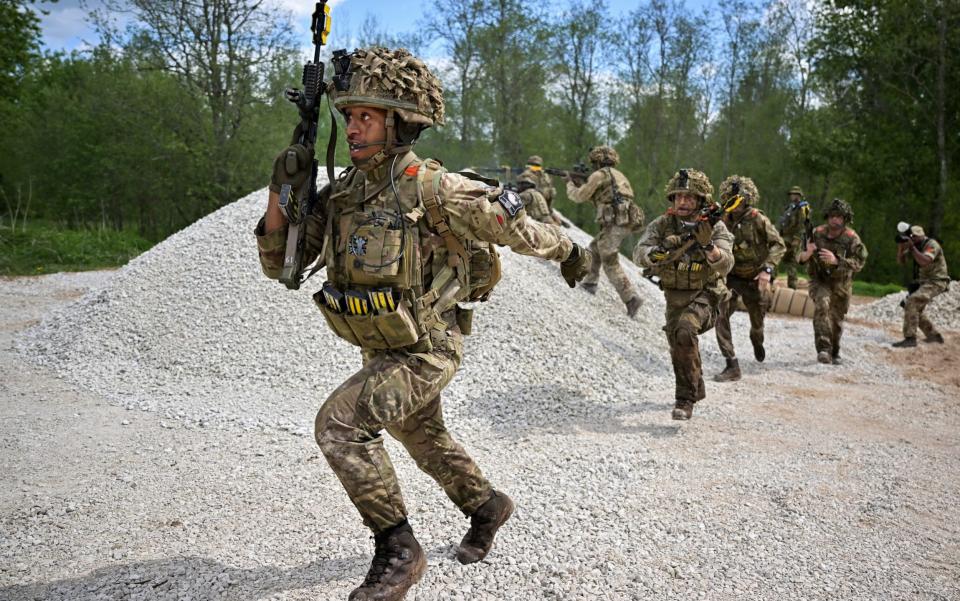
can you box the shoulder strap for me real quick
[417,160,469,268]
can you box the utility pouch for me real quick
[315,294,363,346]
[455,305,474,335]
[314,284,419,349]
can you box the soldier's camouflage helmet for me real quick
[788,185,804,196]
[719,175,759,206]
[588,145,619,167]
[824,198,853,222]
[665,168,713,205]
[330,46,444,128]
[517,171,537,185]
[526,155,544,166]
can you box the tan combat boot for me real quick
[713,358,741,382]
[671,399,694,420]
[625,296,642,318]
[349,521,426,601]
[817,351,832,364]
[456,490,514,565]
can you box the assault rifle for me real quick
[477,166,524,182]
[544,163,590,184]
[278,2,331,290]
[652,201,724,266]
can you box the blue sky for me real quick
[38,0,719,55]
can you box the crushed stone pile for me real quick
[16,181,672,437]
[852,281,960,331]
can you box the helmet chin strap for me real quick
[353,109,413,172]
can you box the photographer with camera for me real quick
[892,223,949,347]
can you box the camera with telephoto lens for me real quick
[894,221,912,243]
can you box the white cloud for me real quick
[40,6,98,51]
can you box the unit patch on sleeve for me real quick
[497,189,523,218]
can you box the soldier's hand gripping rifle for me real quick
[545,163,590,184]
[649,201,725,266]
[278,2,332,290]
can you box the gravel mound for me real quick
[15,182,671,437]
[852,281,959,330]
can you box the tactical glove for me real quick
[694,220,714,247]
[561,243,592,288]
[270,143,314,221]
[662,234,684,250]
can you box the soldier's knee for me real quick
[672,321,698,348]
[601,252,621,267]
[314,394,357,454]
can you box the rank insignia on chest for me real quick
[348,235,368,256]
[497,189,523,217]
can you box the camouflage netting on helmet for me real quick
[665,168,713,204]
[824,198,854,222]
[719,175,759,205]
[526,155,544,166]
[517,171,537,185]
[331,46,445,127]
[588,146,619,167]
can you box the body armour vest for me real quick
[315,156,500,351]
[725,208,776,278]
[807,225,867,282]
[590,167,643,228]
[650,214,726,291]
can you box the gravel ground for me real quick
[852,283,960,331]
[3,187,959,600]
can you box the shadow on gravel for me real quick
[460,384,680,440]
[0,551,401,600]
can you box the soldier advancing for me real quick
[516,171,560,225]
[256,47,591,601]
[797,199,868,364]
[566,145,645,317]
[713,176,786,382]
[778,186,810,289]
[634,169,734,420]
[520,154,557,212]
[892,224,949,347]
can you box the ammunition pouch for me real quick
[600,201,643,228]
[656,259,711,291]
[340,207,417,288]
[314,284,420,350]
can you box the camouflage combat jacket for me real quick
[778,201,809,242]
[805,224,868,282]
[633,211,735,296]
[723,208,786,279]
[566,167,643,228]
[521,167,556,207]
[519,187,552,223]
[912,238,950,282]
[256,151,572,352]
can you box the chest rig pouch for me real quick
[598,168,643,228]
[315,163,424,350]
[655,219,712,291]
[730,211,764,277]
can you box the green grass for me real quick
[852,280,903,298]
[0,222,153,276]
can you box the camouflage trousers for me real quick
[781,239,802,289]
[314,337,492,533]
[663,289,719,402]
[808,277,852,356]
[715,275,771,359]
[903,280,949,338]
[585,224,640,305]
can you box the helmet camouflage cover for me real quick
[788,185,804,196]
[824,198,853,222]
[526,155,544,166]
[588,145,619,167]
[718,174,759,206]
[665,168,713,205]
[330,46,445,127]
[517,171,537,185]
